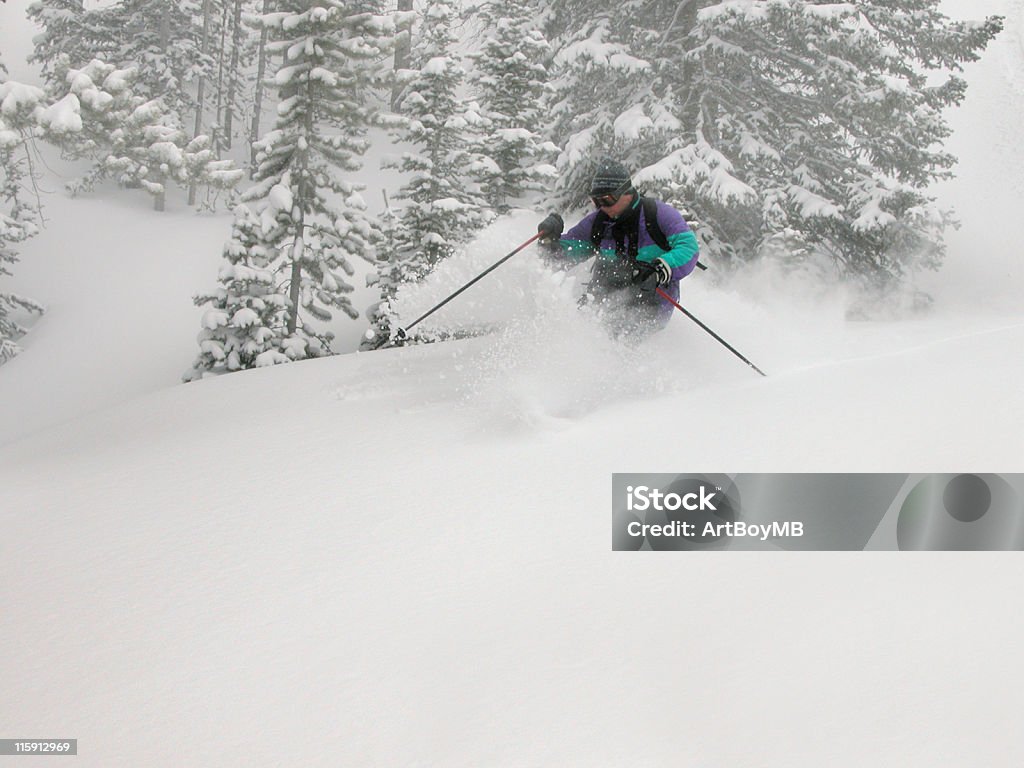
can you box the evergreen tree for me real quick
[32,1,209,129]
[365,0,490,348]
[200,0,396,368]
[55,61,243,210]
[541,0,654,207]
[102,98,216,211]
[27,0,120,92]
[184,204,289,379]
[27,0,85,88]
[113,0,206,122]
[468,0,557,212]
[544,1,1003,287]
[361,193,404,349]
[0,78,46,365]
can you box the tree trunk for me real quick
[678,0,701,137]
[390,0,413,111]
[189,0,213,206]
[159,3,171,52]
[214,2,230,153]
[250,0,272,173]
[223,0,244,150]
[287,72,316,338]
[286,226,303,335]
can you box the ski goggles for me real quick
[590,194,621,208]
[590,180,633,208]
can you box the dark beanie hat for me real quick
[590,157,633,196]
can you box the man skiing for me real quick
[537,158,700,337]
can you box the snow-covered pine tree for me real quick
[105,99,203,211]
[387,0,492,266]
[540,0,657,209]
[227,0,396,364]
[543,1,1002,287]
[365,0,491,348]
[184,133,247,208]
[361,191,404,349]
[26,0,121,92]
[27,0,84,88]
[35,1,210,138]
[184,203,289,379]
[109,0,207,125]
[468,0,557,212]
[52,60,242,210]
[0,77,46,365]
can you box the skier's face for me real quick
[596,193,634,218]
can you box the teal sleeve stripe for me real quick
[637,230,699,269]
[560,238,597,261]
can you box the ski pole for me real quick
[391,232,542,343]
[655,286,767,377]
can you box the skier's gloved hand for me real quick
[630,262,660,302]
[537,213,564,241]
[652,257,672,286]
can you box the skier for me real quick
[537,158,700,338]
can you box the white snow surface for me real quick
[2,0,1024,766]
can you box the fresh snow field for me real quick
[2,1,1024,766]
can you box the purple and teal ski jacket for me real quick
[557,197,700,311]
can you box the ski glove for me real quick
[652,257,672,286]
[629,267,666,307]
[537,213,564,241]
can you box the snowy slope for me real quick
[2,320,1024,767]
[3,0,1024,766]
[0,191,232,444]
